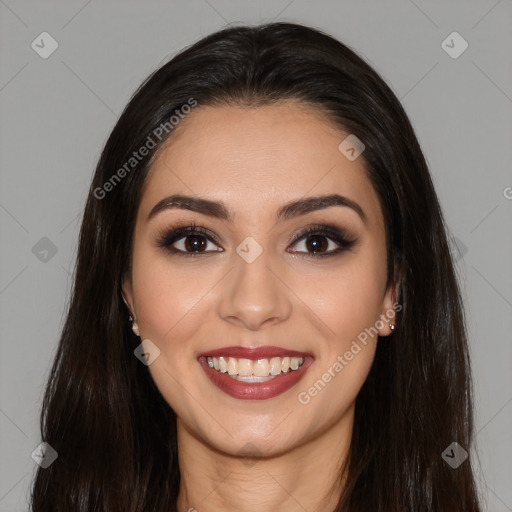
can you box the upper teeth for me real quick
[207,356,305,376]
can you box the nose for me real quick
[217,247,292,331]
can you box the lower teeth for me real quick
[230,375,278,382]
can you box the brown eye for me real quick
[304,235,331,254]
[157,225,223,255]
[181,234,208,252]
[288,225,358,258]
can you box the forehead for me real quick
[139,102,382,226]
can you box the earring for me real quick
[131,319,140,337]
[389,322,396,332]
[122,294,139,336]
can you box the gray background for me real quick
[1,1,511,510]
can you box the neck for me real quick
[175,406,353,512]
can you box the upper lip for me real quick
[198,345,313,360]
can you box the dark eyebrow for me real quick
[147,193,367,225]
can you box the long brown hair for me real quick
[31,22,482,511]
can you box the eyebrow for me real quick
[147,193,367,225]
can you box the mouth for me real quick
[197,346,314,400]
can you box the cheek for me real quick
[130,249,219,392]
[132,249,205,337]
[130,254,208,415]
[300,253,386,343]
[293,251,385,410]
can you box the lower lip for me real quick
[198,356,314,400]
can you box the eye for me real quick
[155,223,222,256]
[288,224,357,258]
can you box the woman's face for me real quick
[123,101,396,457]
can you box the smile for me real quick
[207,356,305,381]
[197,346,314,400]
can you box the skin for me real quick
[123,101,398,512]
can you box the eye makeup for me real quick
[153,220,359,259]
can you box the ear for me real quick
[122,273,141,336]
[377,276,400,337]
[121,273,135,318]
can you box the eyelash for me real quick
[155,221,358,259]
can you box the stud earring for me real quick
[389,322,396,332]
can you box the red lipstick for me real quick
[197,346,314,400]
[198,345,312,360]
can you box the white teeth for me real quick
[253,358,270,377]
[269,357,282,376]
[238,358,252,377]
[206,355,305,377]
[227,357,237,376]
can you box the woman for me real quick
[31,22,482,511]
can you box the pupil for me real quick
[306,236,327,253]
[185,235,206,252]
